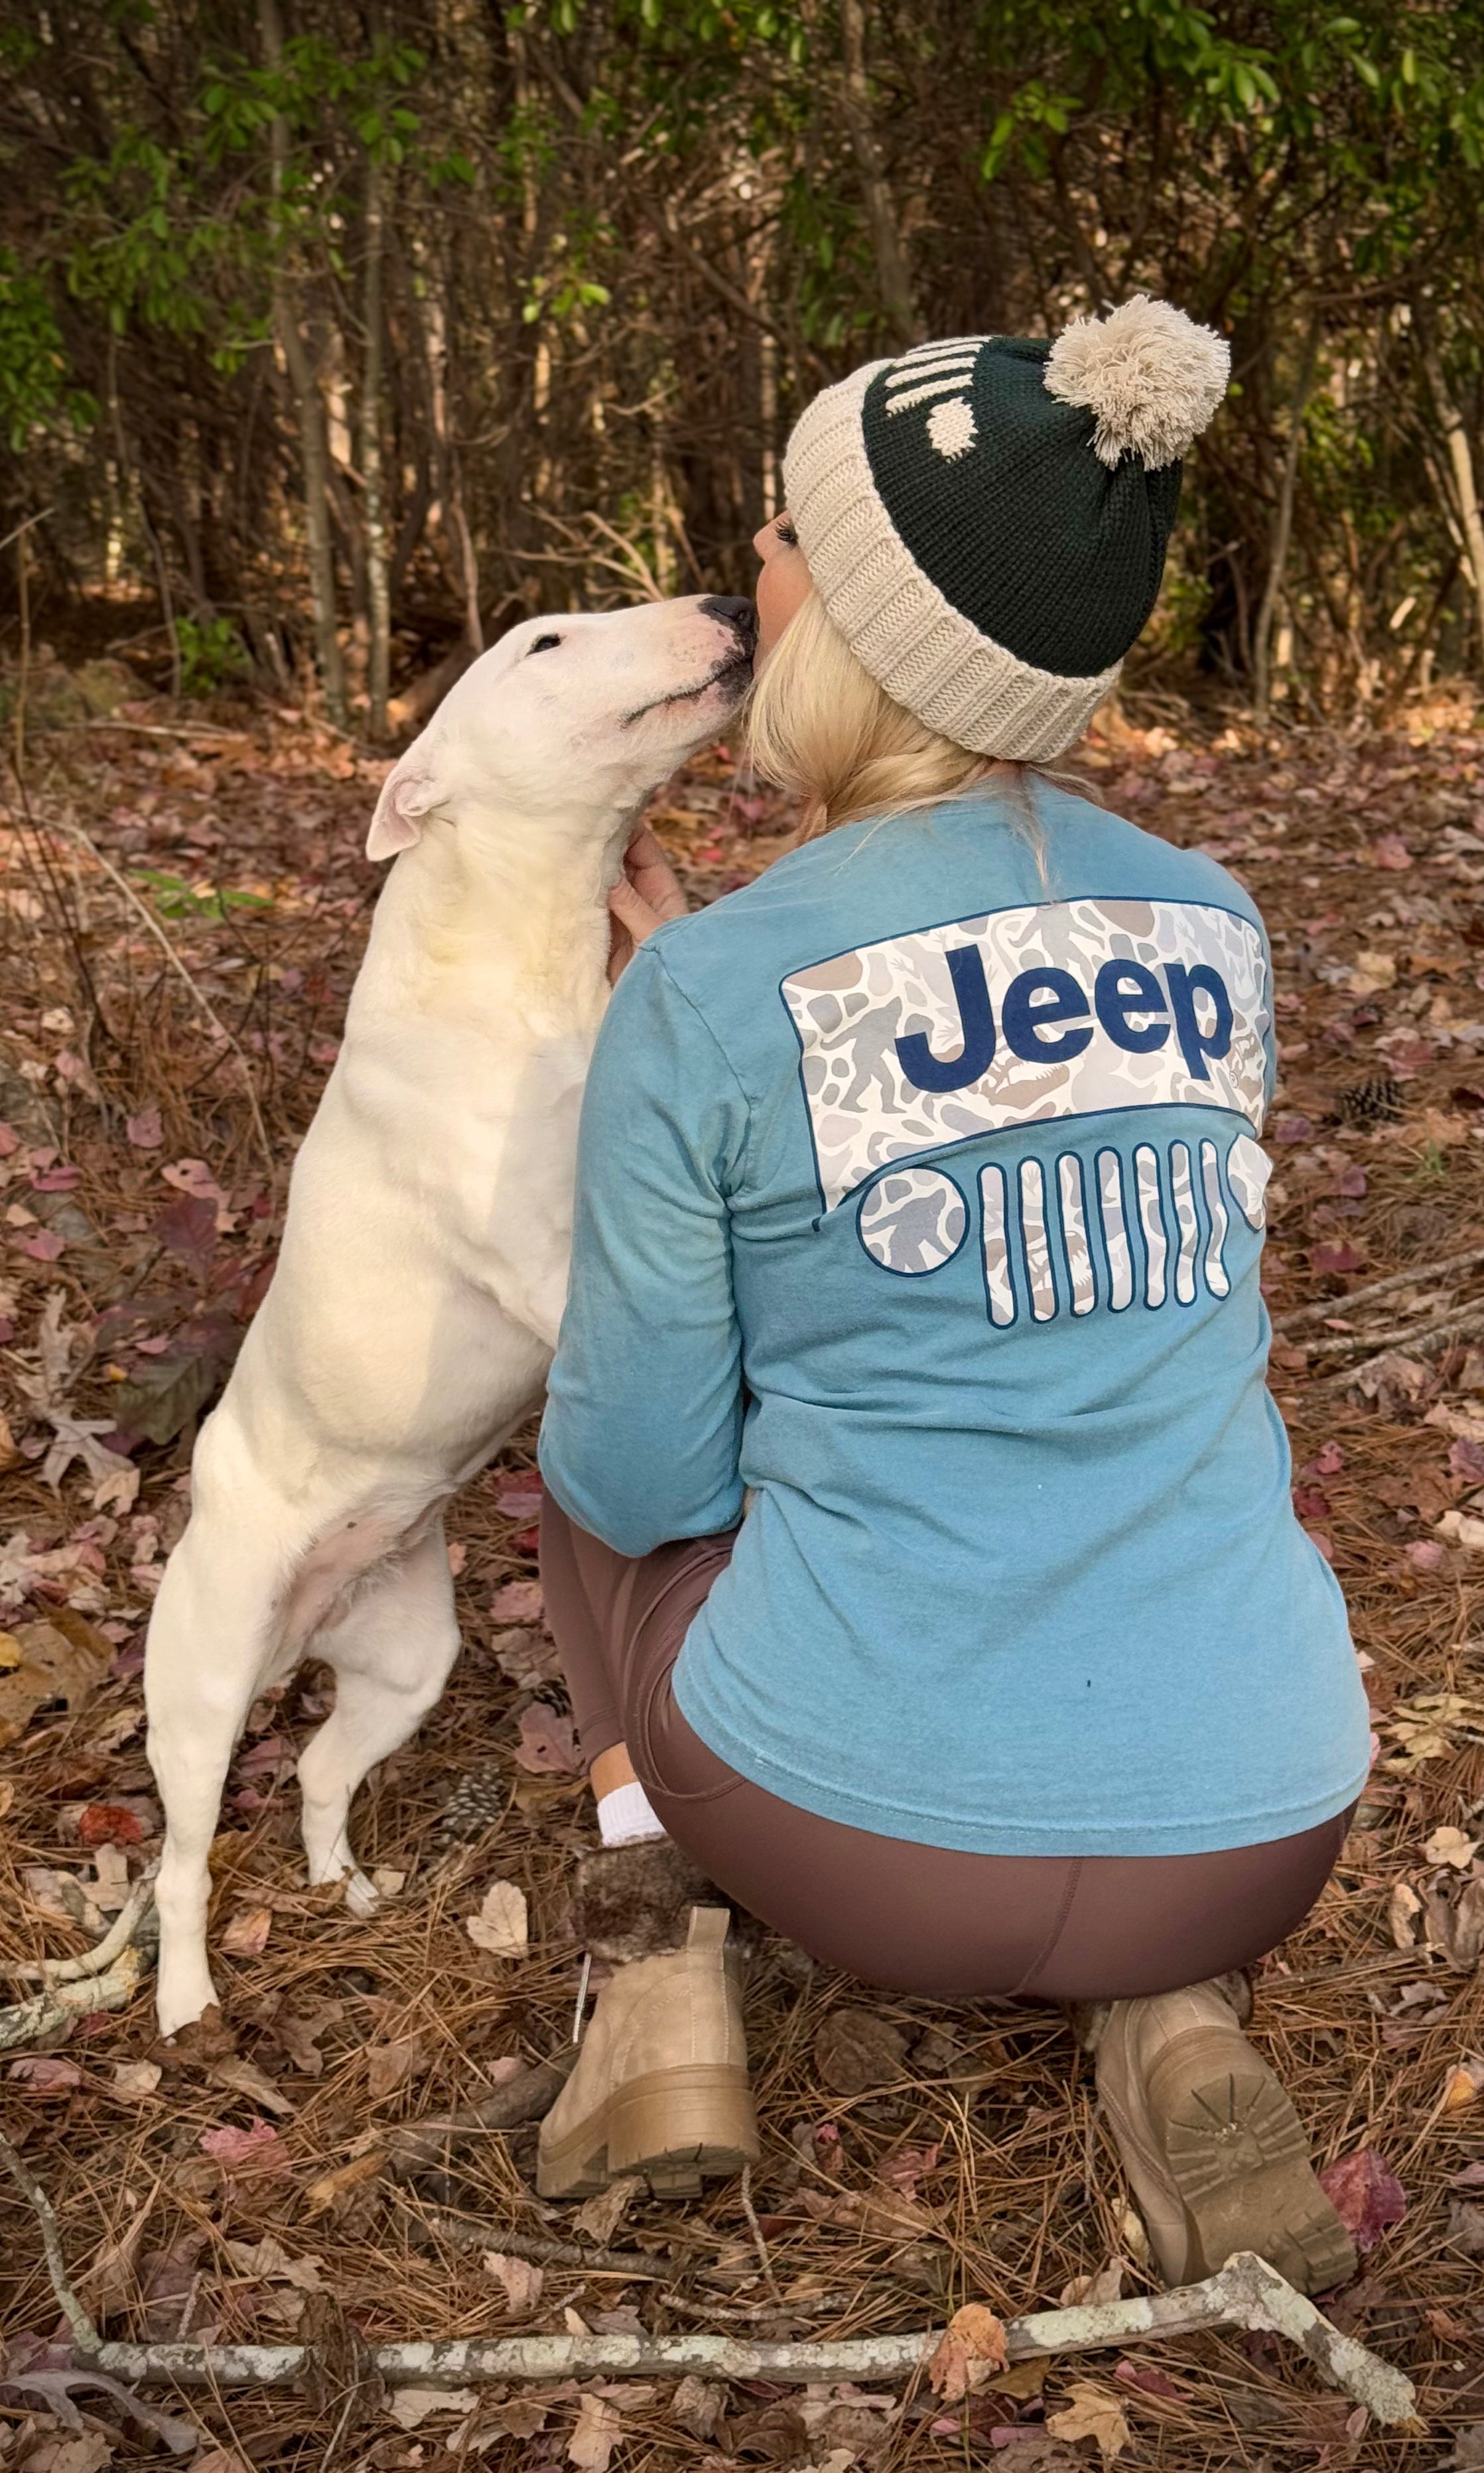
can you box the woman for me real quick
[534,298,1371,2294]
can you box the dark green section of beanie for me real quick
[861,340,1182,679]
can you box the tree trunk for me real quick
[362,145,391,738]
[1419,326,1484,673]
[258,0,347,728]
[838,0,919,350]
[1252,313,1321,723]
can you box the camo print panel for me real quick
[857,1166,969,1275]
[781,898,1268,1213]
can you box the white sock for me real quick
[597,1780,665,1847]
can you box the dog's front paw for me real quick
[343,1868,381,1920]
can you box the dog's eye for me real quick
[528,633,563,654]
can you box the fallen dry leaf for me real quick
[1058,2259,1124,2308]
[389,2388,479,2432]
[1442,2056,1484,2112]
[515,1701,580,1774]
[111,2060,162,2100]
[927,2302,1008,2401]
[367,2033,427,2102]
[568,2393,624,2473]
[210,2054,295,2116]
[1318,2147,1408,2251]
[218,1903,273,1958]
[1046,2380,1131,2462]
[490,1578,543,1623]
[574,2174,644,2245]
[199,2117,292,2176]
[814,2005,910,2096]
[1425,1826,1481,1869]
[466,1878,528,1955]
[0,1615,107,1744]
[482,2249,544,2315]
[8,2055,83,2092]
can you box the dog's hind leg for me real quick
[297,1516,460,1910]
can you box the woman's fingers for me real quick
[624,824,689,923]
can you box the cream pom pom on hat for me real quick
[781,295,1230,763]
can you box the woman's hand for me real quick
[608,823,689,982]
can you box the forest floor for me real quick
[1,646,1483,2473]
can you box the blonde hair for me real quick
[746,590,998,838]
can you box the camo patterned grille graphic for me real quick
[781,897,1268,1214]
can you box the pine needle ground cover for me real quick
[1,679,1482,2471]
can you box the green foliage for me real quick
[173,614,249,699]
[0,251,94,449]
[133,868,270,922]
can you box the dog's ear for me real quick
[367,750,439,862]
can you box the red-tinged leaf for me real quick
[220,1904,273,1957]
[153,1191,218,1279]
[1114,2360,1182,2399]
[1333,1163,1367,1197]
[0,1123,18,1156]
[1450,2161,1484,2188]
[1274,1113,1317,1144]
[515,1701,580,1774]
[1319,2148,1407,2251]
[1450,1438,1484,1483]
[1371,836,1412,870]
[1406,1540,1447,1572]
[1311,1240,1365,1275]
[878,2140,939,2192]
[199,2117,291,2174]
[235,1733,290,1776]
[126,1108,163,1149]
[490,1579,543,1624]
[74,1802,146,1846]
[7,2056,84,2091]
[494,1475,543,1518]
[19,1228,65,1262]
[31,1164,80,1191]
[512,1523,541,1555]
[1315,1441,1345,1475]
[1293,1484,1330,1520]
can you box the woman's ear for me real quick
[367,746,439,861]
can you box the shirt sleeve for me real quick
[538,939,748,1557]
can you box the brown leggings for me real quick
[539,1499,1352,2001]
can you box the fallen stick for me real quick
[82,2255,1416,2425]
[1271,1242,1484,1335]
[1312,1304,1484,1395]
[387,2052,576,2176]
[0,1876,157,2052]
[402,2198,666,2281]
[5,1870,158,1984]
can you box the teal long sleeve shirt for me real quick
[539,785,1370,1857]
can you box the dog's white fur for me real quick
[144,596,752,2032]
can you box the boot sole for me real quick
[537,2061,758,2201]
[1146,2031,1357,2295]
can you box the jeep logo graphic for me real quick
[780,897,1268,1215]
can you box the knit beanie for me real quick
[781,295,1229,763]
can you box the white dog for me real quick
[144,594,756,2032]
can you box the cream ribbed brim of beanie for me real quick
[781,296,1230,763]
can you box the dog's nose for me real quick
[701,595,758,657]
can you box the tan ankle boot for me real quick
[538,1838,760,2200]
[1087,1979,1355,2295]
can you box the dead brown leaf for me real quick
[568,2393,624,2473]
[1046,2380,1131,2462]
[927,2303,1008,2401]
[0,1615,107,1744]
[366,2035,427,2102]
